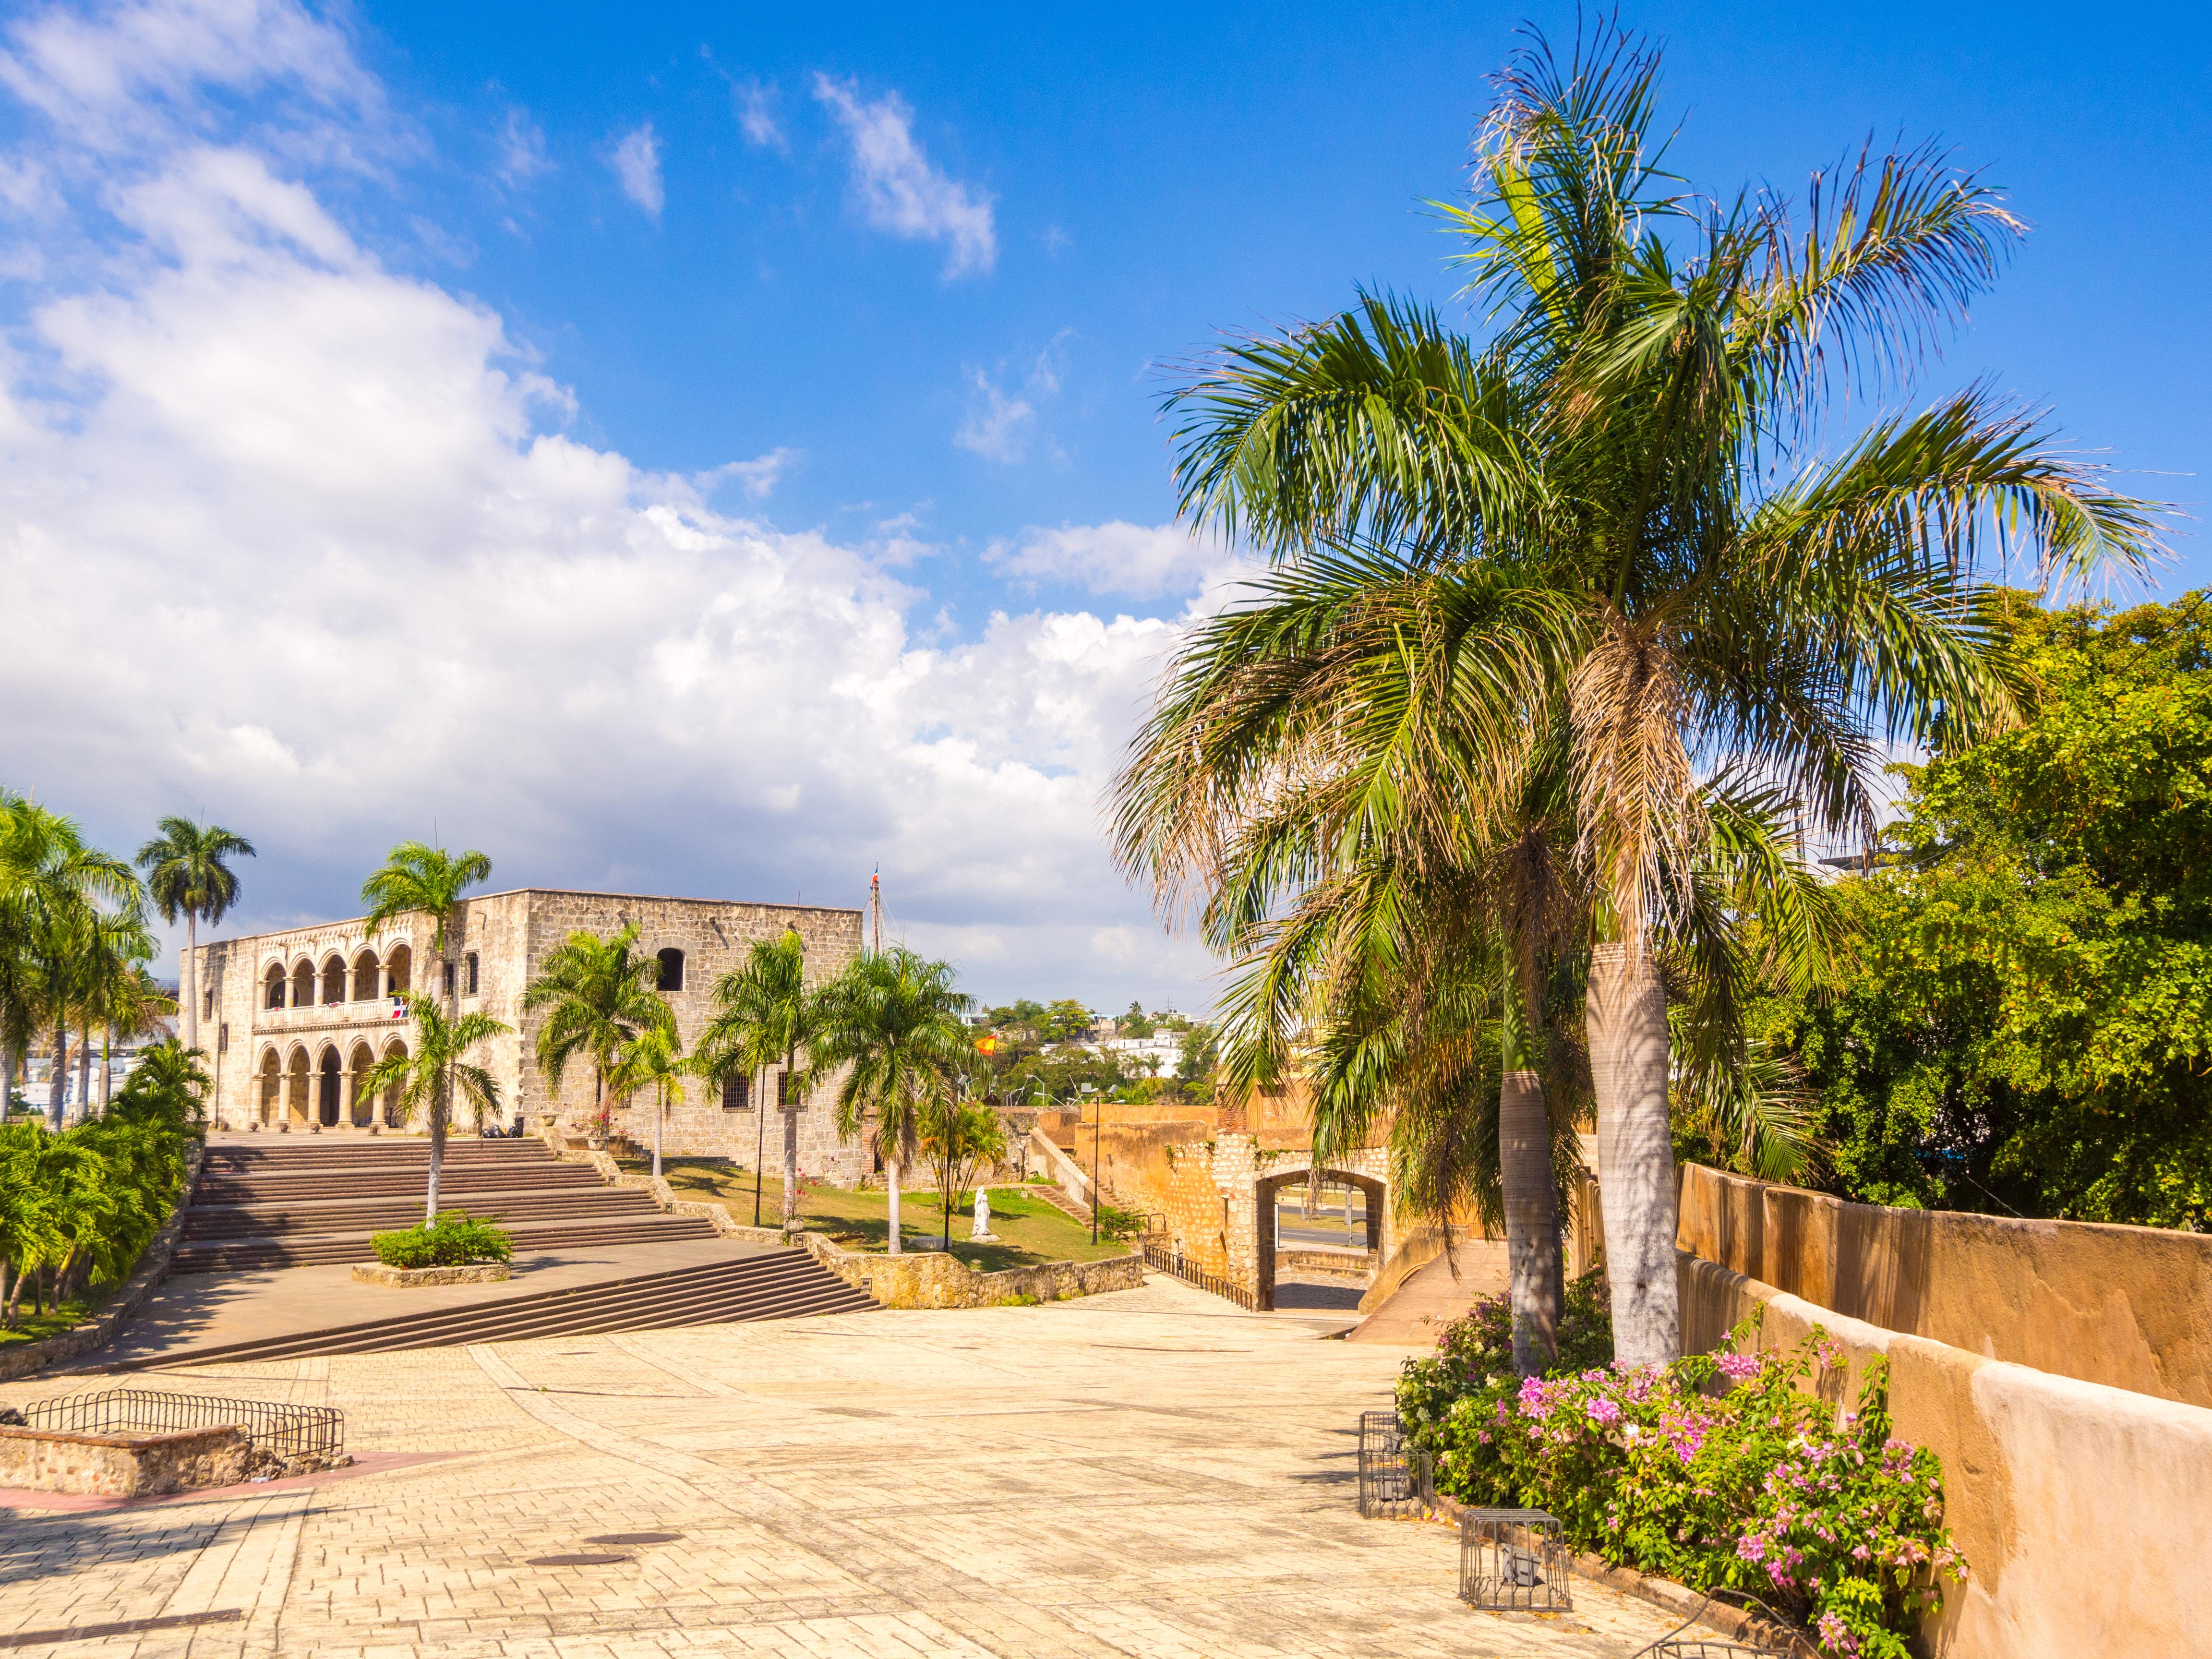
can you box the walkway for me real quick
[1,1275,1682,1658]
[1348,1237,1508,1345]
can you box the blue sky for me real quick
[1,0,2204,1010]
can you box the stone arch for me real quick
[319,953,346,1006]
[289,959,313,1009]
[263,961,287,1011]
[1252,1163,1385,1312]
[256,1048,282,1124]
[284,1045,312,1125]
[351,949,380,1000]
[347,1040,377,1126]
[316,1045,342,1126]
[378,1036,409,1127]
[384,943,412,996]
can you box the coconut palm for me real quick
[606,1021,692,1181]
[520,925,671,1133]
[88,958,170,1115]
[812,947,974,1256]
[697,930,818,1229]
[356,994,509,1222]
[361,841,492,1216]
[1131,26,2160,1364]
[135,817,254,1055]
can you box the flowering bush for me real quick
[1398,1297,1964,1659]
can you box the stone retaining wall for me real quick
[0,1422,249,1496]
[0,1140,205,1382]
[800,1232,1143,1309]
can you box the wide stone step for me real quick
[182,1188,662,1241]
[169,1213,719,1273]
[195,1168,607,1203]
[150,1251,878,1364]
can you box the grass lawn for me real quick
[0,1298,98,1348]
[625,1158,1133,1272]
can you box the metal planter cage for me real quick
[1458,1507,1573,1612]
[1648,1643,1791,1659]
[24,1389,345,1461]
[1356,1409,1432,1518]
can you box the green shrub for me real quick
[371,1212,513,1269]
[1398,1296,1964,1658]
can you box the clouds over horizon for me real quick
[0,0,1216,1008]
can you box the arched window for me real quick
[264,964,286,1010]
[289,960,313,1008]
[320,954,346,1005]
[464,952,480,996]
[656,948,685,993]
[351,950,379,1000]
[385,944,411,996]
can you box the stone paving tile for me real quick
[1,1279,1682,1658]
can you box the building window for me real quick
[656,948,685,993]
[464,952,480,996]
[264,968,286,1010]
[203,988,215,1019]
[722,1073,749,1111]
[777,1071,801,1109]
[442,961,456,997]
[218,1023,229,1053]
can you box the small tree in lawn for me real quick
[361,842,491,1220]
[811,946,972,1256]
[918,1090,1008,1253]
[606,1020,688,1181]
[357,995,507,1223]
[697,930,819,1230]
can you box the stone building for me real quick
[190,889,869,1183]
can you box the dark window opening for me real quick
[218,1023,229,1053]
[264,971,286,1011]
[656,948,685,993]
[465,952,480,995]
[777,1070,801,1108]
[722,1073,749,1111]
[203,988,215,1018]
[442,961,456,996]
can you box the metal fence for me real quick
[1357,1409,1433,1518]
[1140,1242,1256,1309]
[25,1389,345,1460]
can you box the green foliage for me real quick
[1093,1201,1148,1242]
[371,1212,514,1269]
[135,818,254,930]
[522,925,671,1109]
[1400,1305,1964,1657]
[1039,999,1094,1043]
[1395,1269,1613,1445]
[1761,592,2212,1226]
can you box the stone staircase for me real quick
[153,1253,879,1365]
[174,1137,719,1273]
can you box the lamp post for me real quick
[1085,1083,1100,1244]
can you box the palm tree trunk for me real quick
[651,1082,663,1180]
[97,1026,112,1114]
[47,1021,66,1130]
[780,1051,799,1228]
[2,1038,16,1117]
[886,1157,902,1256]
[752,1065,766,1227]
[74,1023,90,1126]
[182,912,199,1055]
[426,1063,446,1224]
[1586,941,1681,1368]
[1499,1068,1564,1375]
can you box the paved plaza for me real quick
[1,1276,1683,1659]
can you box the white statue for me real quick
[971,1187,996,1240]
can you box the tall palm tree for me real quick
[361,842,493,1215]
[1131,25,2159,1364]
[521,925,670,1134]
[697,930,818,1229]
[606,1022,691,1181]
[135,817,255,1056]
[357,994,509,1222]
[88,958,169,1116]
[812,946,974,1256]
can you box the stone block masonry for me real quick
[191,888,869,1182]
[0,1424,250,1497]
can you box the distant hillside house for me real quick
[191,889,868,1182]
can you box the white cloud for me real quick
[0,1,1218,1010]
[811,73,995,278]
[608,121,661,216]
[495,106,549,184]
[691,447,796,501]
[733,78,784,151]
[954,367,1034,463]
[986,521,1240,599]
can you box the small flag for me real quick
[975,1034,998,1056]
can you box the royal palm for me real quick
[136,817,254,1057]
[697,931,818,1229]
[357,995,508,1222]
[521,925,670,1140]
[1121,27,2157,1364]
[361,841,493,1217]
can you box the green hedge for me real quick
[370,1213,513,1268]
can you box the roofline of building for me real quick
[197,888,863,948]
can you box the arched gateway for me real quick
[1155,1134,1395,1311]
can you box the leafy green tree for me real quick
[357,995,509,1221]
[135,817,255,1056]
[1122,26,2159,1362]
[1759,592,2212,1226]
[521,925,670,1130]
[1120,1000,1156,1039]
[1039,999,1094,1044]
[697,930,819,1228]
[918,1093,1009,1252]
[812,946,973,1256]
[361,841,492,1215]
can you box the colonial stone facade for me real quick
[190,889,869,1183]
